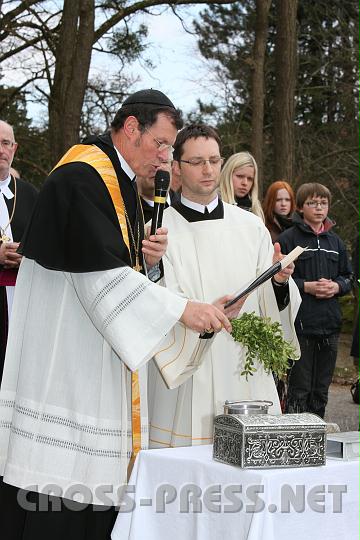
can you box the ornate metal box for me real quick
[213,413,327,468]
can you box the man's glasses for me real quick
[144,127,174,154]
[0,139,16,149]
[304,201,329,208]
[179,157,224,167]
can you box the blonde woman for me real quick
[220,151,264,221]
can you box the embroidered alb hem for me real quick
[3,462,131,506]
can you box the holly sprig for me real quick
[231,312,297,380]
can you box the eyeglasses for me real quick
[304,201,329,208]
[179,157,224,167]
[0,139,16,149]
[144,127,174,154]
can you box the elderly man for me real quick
[0,93,231,539]
[0,120,37,380]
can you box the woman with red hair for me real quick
[263,180,295,243]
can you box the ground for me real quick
[325,383,359,431]
[324,333,359,432]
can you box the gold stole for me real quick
[52,144,142,468]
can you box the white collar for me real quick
[113,147,136,182]
[0,174,14,199]
[180,194,219,214]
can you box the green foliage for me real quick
[231,312,297,380]
[193,0,359,246]
[194,2,254,99]
[0,86,30,129]
[107,23,149,63]
[339,293,356,334]
[0,85,51,186]
[81,72,132,137]
[193,0,266,154]
[14,126,52,188]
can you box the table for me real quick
[112,445,358,540]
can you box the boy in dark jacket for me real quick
[278,183,352,418]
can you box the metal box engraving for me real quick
[213,413,327,468]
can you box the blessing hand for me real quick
[272,242,294,284]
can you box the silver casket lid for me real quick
[215,412,327,431]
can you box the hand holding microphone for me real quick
[142,169,170,269]
[150,169,170,235]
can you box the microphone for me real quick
[150,169,170,235]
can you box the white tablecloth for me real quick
[112,445,358,540]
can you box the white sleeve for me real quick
[151,252,214,389]
[279,278,302,358]
[70,266,187,372]
[153,322,214,389]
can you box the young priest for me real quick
[148,124,301,449]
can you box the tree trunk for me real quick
[48,0,95,163]
[251,0,271,195]
[341,20,358,124]
[273,0,298,181]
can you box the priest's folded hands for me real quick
[0,241,22,269]
[142,225,168,269]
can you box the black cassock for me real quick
[0,176,38,540]
[0,176,38,381]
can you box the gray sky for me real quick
[2,5,213,121]
[97,7,210,114]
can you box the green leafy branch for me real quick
[231,312,297,380]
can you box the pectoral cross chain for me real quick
[133,257,142,272]
[0,231,10,243]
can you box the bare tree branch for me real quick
[168,3,197,35]
[0,34,43,60]
[0,0,44,32]
[15,155,49,176]
[94,0,238,43]
[310,146,359,166]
